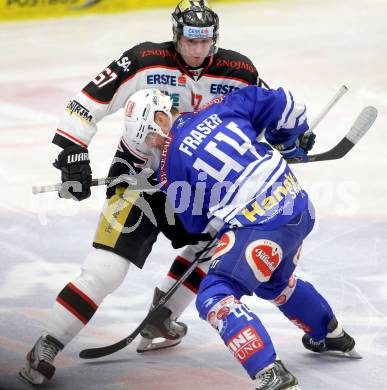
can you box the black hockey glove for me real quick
[170,231,213,250]
[53,145,92,201]
[298,131,316,153]
[162,216,213,249]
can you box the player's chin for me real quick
[186,57,206,67]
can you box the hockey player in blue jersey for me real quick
[122,87,360,390]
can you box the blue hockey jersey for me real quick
[157,86,310,234]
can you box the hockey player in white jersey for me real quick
[19,0,280,386]
[117,87,360,389]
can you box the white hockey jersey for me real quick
[52,41,262,150]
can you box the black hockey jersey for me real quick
[52,41,261,149]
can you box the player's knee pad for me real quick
[204,295,247,334]
[75,248,130,304]
[195,273,245,320]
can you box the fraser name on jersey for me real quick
[158,86,310,234]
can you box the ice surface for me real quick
[1,0,387,389]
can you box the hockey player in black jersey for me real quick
[19,0,271,386]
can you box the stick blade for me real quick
[79,337,131,359]
[297,105,378,164]
[346,106,378,144]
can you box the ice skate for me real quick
[255,360,300,390]
[19,334,63,385]
[302,316,362,359]
[137,287,187,353]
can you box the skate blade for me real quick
[323,348,363,359]
[136,336,182,353]
[18,367,46,386]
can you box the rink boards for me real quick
[0,0,260,22]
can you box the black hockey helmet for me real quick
[172,0,219,54]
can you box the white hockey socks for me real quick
[45,248,129,346]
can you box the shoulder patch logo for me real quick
[116,56,131,72]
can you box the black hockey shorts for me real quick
[93,187,212,269]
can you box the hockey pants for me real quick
[196,208,334,379]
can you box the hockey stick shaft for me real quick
[32,177,113,194]
[307,85,348,132]
[79,238,217,359]
[254,85,347,143]
[32,175,159,194]
[289,106,377,164]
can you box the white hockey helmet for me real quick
[124,88,173,150]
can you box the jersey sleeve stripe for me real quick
[211,155,286,223]
[208,155,271,214]
[282,102,307,129]
[81,90,110,105]
[277,89,294,129]
[56,129,88,148]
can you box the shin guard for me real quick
[196,275,276,379]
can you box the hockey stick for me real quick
[307,85,348,132]
[32,86,347,195]
[79,238,217,359]
[32,174,160,195]
[288,106,377,164]
[32,102,374,195]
